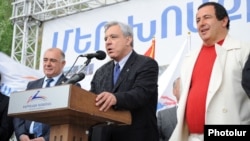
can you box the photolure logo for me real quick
[27,90,47,103]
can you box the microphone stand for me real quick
[76,58,91,74]
[64,58,92,84]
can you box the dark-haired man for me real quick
[169,2,250,141]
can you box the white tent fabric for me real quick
[0,52,43,96]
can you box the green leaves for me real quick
[0,0,12,55]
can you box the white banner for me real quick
[157,34,191,110]
[41,0,250,91]
[0,52,43,96]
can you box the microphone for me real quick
[64,73,85,84]
[80,50,106,60]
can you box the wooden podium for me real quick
[8,84,131,141]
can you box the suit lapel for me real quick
[37,79,45,88]
[96,60,115,92]
[205,36,239,109]
[205,44,226,109]
[112,51,137,91]
[178,48,201,121]
[181,48,201,98]
[35,74,66,88]
[55,74,67,86]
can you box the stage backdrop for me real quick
[40,0,250,109]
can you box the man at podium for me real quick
[89,21,159,141]
[13,48,69,141]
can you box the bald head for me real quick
[43,48,66,78]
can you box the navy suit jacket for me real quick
[90,51,159,141]
[13,74,68,141]
[0,93,14,141]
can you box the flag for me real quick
[144,37,155,59]
[157,33,191,111]
[0,52,43,96]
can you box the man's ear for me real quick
[126,36,133,46]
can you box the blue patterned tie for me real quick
[113,63,120,85]
[33,78,54,137]
[45,78,54,87]
[33,122,43,137]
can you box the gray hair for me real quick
[104,21,134,47]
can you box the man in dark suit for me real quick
[13,48,70,141]
[0,74,14,141]
[89,21,159,141]
[157,77,180,141]
[242,54,250,98]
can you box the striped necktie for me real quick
[45,78,54,87]
[33,78,54,137]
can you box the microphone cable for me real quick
[64,55,81,78]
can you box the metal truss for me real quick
[10,0,129,69]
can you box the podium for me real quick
[8,84,131,141]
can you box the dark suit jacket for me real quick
[157,106,177,141]
[242,53,250,98]
[13,74,68,141]
[90,51,159,141]
[0,93,14,141]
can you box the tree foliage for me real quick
[0,1,13,56]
